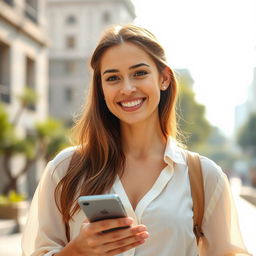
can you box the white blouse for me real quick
[21,138,252,256]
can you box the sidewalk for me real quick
[0,232,22,256]
[230,178,256,255]
[236,195,256,255]
[0,181,256,256]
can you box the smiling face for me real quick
[100,42,169,127]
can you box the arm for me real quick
[21,159,69,256]
[198,157,252,256]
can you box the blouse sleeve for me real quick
[198,157,252,256]
[21,149,74,256]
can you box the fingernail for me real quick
[124,218,133,225]
[138,226,146,232]
[140,232,149,239]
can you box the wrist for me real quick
[70,237,85,256]
[54,238,85,256]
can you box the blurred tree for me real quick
[237,112,256,155]
[196,127,236,175]
[0,89,69,194]
[35,118,70,162]
[175,70,212,149]
[0,105,13,145]
[12,87,38,126]
[237,112,256,186]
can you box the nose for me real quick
[120,78,136,95]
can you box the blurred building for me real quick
[0,0,49,195]
[235,67,256,132]
[46,0,135,125]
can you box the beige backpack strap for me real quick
[186,150,205,244]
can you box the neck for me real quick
[121,118,166,159]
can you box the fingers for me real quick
[101,229,149,253]
[86,217,133,234]
[102,224,147,243]
[78,218,149,255]
[85,226,149,255]
[106,240,146,256]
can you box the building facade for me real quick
[47,0,135,125]
[0,0,49,195]
[235,67,256,133]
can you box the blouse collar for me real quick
[164,137,186,166]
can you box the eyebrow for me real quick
[102,63,150,75]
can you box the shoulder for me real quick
[47,146,77,181]
[199,155,224,184]
[51,146,76,167]
[198,155,230,222]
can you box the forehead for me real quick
[100,42,156,71]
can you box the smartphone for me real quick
[78,194,129,232]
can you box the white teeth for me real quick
[120,99,143,108]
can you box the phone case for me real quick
[78,194,127,222]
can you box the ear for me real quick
[160,67,172,91]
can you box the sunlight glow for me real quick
[132,0,256,136]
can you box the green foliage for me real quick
[237,112,256,153]
[0,104,35,157]
[15,137,36,159]
[0,105,11,139]
[176,71,212,149]
[0,105,14,148]
[17,87,38,107]
[0,91,70,194]
[35,118,70,160]
[35,118,62,139]
[0,190,26,205]
[45,134,70,162]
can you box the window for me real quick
[3,0,14,6]
[102,11,111,23]
[0,41,11,103]
[66,15,76,25]
[66,36,76,49]
[25,0,38,23]
[64,60,76,74]
[25,56,36,111]
[65,87,73,103]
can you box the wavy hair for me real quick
[55,24,179,224]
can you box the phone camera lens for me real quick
[83,202,90,206]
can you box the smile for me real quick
[118,98,145,111]
[121,99,143,107]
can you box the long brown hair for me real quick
[55,24,179,224]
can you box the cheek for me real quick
[145,82,161,100]
[102,87,116,107]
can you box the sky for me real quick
[131,0,256,136]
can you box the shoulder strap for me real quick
[186,150,205,244]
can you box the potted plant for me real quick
[0,190,28,220]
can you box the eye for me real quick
[106,75,119,82]
[134,70,148,77]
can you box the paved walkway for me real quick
[230,178,256,255]
[0,233,22,256]
[0,180,255,256]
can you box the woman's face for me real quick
[100,42,169,126]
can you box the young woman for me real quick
[22,24,251,256]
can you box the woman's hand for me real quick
[72,217,149,255]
